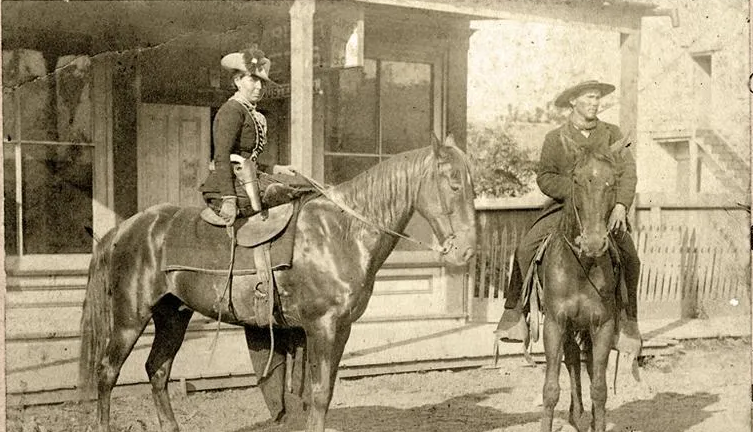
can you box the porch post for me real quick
[619,28,640,148]
[620,26,641,224]
[289,0,316,177]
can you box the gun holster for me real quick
[232,157,264,218]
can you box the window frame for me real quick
[323,42,448,263]
[3,53,112,274]
[323,43,446,173]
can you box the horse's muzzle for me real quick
[577,233,609,258]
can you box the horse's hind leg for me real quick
[541,318,565,432]
[97,320,150,432]
[146,296,194,432]
[563,333,584,432]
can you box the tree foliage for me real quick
[467,122,537,198]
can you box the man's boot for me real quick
[614,252,642,355]
[494,262,528,343]
[614,313,642,354]
[494,308,528,343]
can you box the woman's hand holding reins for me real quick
[219,196,239,226]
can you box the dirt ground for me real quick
[7,338,751,432]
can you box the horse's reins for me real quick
[295,166,456,255]
[208,225,238,363]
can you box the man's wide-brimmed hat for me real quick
[554,80,615,108]
[221,46,276,85]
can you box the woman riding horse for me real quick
[199,44,307,224]
[494,80,642,354]
[78,134,476,432]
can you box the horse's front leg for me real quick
[563,333,585,431]
[541,317,565,432]
[589,319,616,432]
[305,315,352,432]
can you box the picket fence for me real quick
[471,210,750,321]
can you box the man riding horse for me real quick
[494,80,642,353]
[200,45,308,224]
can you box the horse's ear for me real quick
[431,132,450,161]
[610,130,634,155]
[444,134,456,148]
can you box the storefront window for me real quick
[380,61,432,155]
[325,58,433,185]
[3,50,94,257]
[324,50,442,254]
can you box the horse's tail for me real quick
[78,228,116,400]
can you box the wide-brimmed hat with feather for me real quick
[221,45,276,85]
[554,80,615,108]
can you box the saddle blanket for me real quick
[162,206,297,275]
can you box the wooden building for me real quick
[3,0,660,402]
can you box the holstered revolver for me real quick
[230,154,266,219]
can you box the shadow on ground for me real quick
[607,392,720,432]
[231,390,720,432]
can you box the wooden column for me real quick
[289,0,316,177]
[447,21,471,149]
[619,29,640,140]
[92,55,118,239]
[620,25,641,223]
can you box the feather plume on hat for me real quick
[220,45,276,85]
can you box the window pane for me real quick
[326,59,378,154]
[17,54,92,143]
[325,155,379,185]
[4,144,18,255]
[21,144,93,254]
[3,89,17,141]
[55,55,93,143]
[19,75,57,141]
[380,61,432,155]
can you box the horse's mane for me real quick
[331,146,434,224]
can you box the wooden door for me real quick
[137,103,210,210]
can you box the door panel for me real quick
[137,104,210,210]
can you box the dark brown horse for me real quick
[539,137,629,432]
[78,136,476,432]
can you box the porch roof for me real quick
[355,0,659,32]
[2,0,660,57]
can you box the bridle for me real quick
[428,156,464,255]
[563,180,586,257]
[562,173,615,299]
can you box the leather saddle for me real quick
[200,203,295,247]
